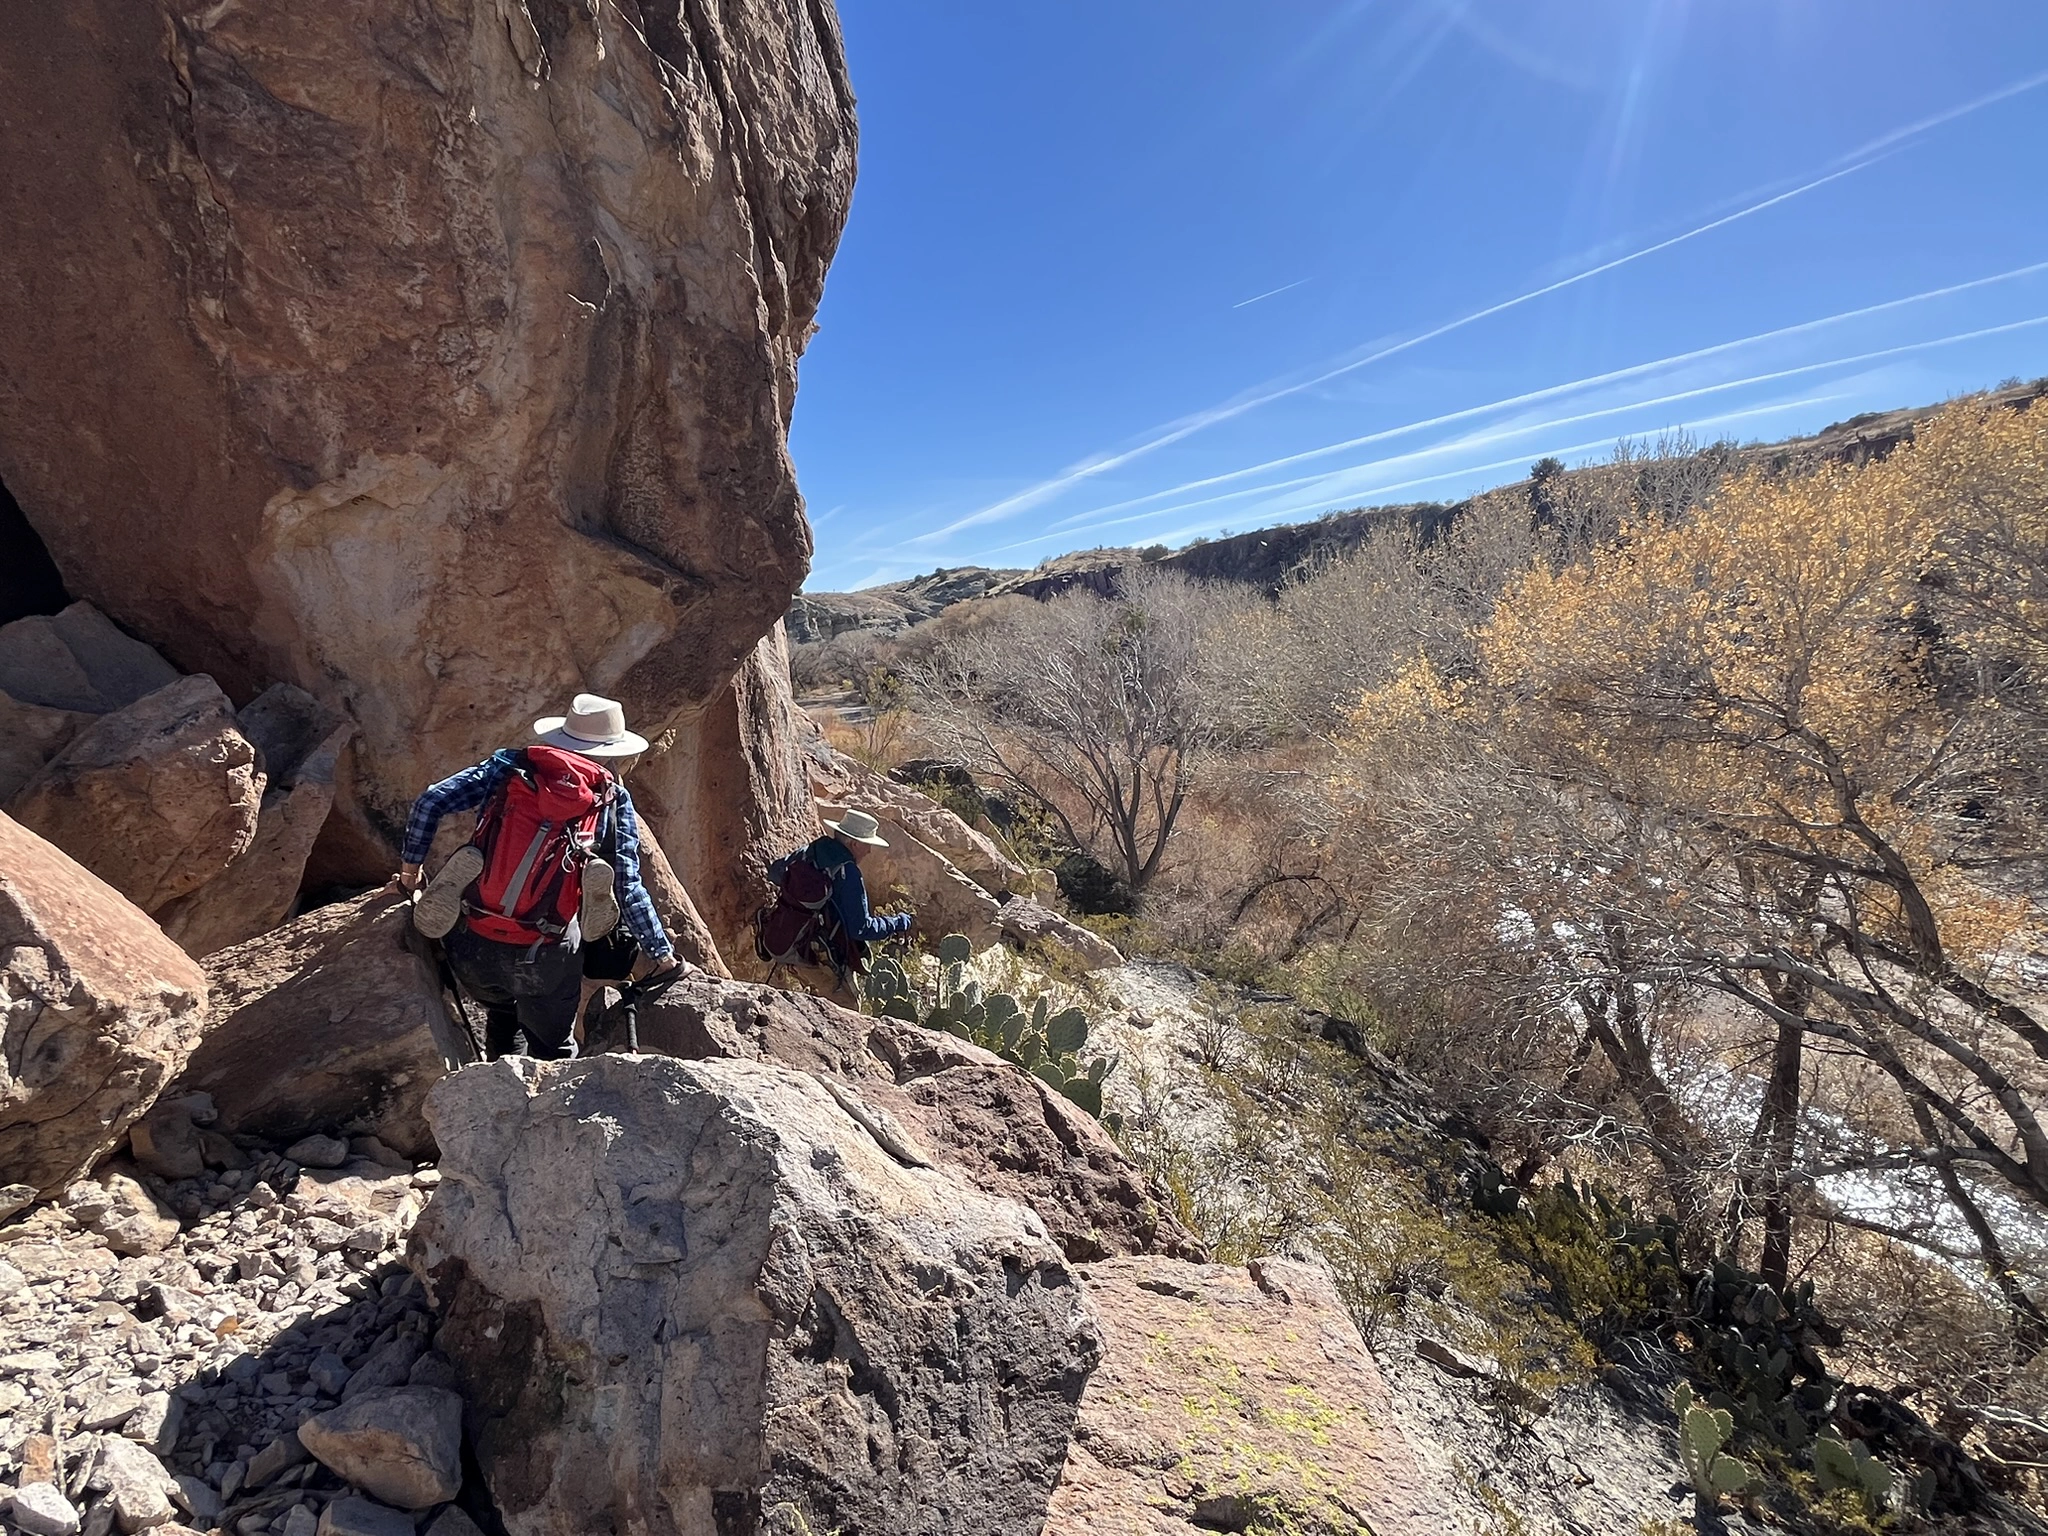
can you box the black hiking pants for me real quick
[444,923,582,1061]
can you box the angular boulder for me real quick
[169,892,471,1159]
[297,1387,464,1510]
[0,0,857,875]
[1044,1257,1438,1536]
[157,684,353,958]
[0,603,181,717]
[632,974,1198,1262]
[804,731,1029,897]
[411,1055,1099,1536]
[8,675,261,914]
[995,898,1123,972]
[0,693,94,804]
[0,812,208,1201]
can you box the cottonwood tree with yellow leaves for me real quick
[1342,402,2048,1338]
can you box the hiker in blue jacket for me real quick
[810,809,913,945]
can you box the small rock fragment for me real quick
[9,1481,85,1536]
[0,1257,27,1295]
[296,1388,462,1509]
[96,1436,179,1533]
[20,1433,61,1484]
[0,1183,37,1220]
[282,1138,349,1171]
[123,1393,182,1456]
[307,1354,350,1398]
[80,1391,147,1432]
[281,1505,318,1536]
[403,1353,459,1393]
[315,1498,414,1536]
[168,1477,221,1525]
[422,1509,482,1536]
[244,1432,309,1490]
[340,1339,421,1402]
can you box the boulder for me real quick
[169,892,471,1160]
[158,685,353,958]
[0,0,857,876]
[622,974,1198,1263]
[7,1482,82,1536]
[411,1054,1099,1536]
[995,899,1123,972]
[0,693,94,804]
[92,1435,180,1534]
[59,1169,180,1256]
[297,1388,463,1510]
[805,731,1029,897]
[0,603,180,717]
[8,675,261,914]
[0,812,209,1202]
[1043,1257,1438,1536]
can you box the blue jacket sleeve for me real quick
[831,859,911,943]
[609,788,673,960]
[401,756,506,866]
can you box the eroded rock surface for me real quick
[171,894,471,1160]
[634,626,821,968]
[1044,1256,1438,1536]
[9,676,262,915]
[158,686,354,959]
[633,974,1199,1262]
[0,0,858,874]
[411,1054,1099,1536]
[0,812,208,1202]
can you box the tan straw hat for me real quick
[825,808,890,848]
[532,693,649,758]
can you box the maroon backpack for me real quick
[753,848,858,974]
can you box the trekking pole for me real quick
[612,966,684,1055]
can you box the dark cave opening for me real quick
[0,474,69,626]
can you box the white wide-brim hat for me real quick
[533,693,649,758]
[825,808,890,848]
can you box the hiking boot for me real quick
[580,856,619,940]
[413,845,483,940]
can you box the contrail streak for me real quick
[1036,287,2048,534]
[914,70,2048,545]
[1133,393,1855,547]
[1234,279,1312,309]
[997,303,2048,557]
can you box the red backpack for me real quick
[462,747,615,946]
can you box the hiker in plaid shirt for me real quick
[395,693,679,1060]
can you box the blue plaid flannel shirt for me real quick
[402,750,673,960]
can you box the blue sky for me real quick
[789,1,2048,592]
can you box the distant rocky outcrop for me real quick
[0,0,857,897]
[788,566,1023,644]
[413,1054,1100,1536]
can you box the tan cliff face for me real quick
[0,0,857,896]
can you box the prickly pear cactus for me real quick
[858,932,1122,1131]
[1674,1382,1754,1517]
[1813,1435,1893,1513]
